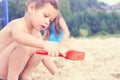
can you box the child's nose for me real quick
[45,18,50,27]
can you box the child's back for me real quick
[0,19,20,52]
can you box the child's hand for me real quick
[44,41,59,57]
[58,44,66,57]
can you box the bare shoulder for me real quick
[11,18,25,28]
[0,18,24,34]
[59,17,68,29]
[10,18,27,32]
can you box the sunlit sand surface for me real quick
[31,37,120,80]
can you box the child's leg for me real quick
[20,55,58,80]
[0,42,17,79]
[19,43,59,79]
[7,44,32,80]
[42,55,58,75]
[20,53,42,80]
[41,42,59,74]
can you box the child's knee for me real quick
[15,43,34,56]
[19,75,32,80]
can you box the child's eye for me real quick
[44,14,48,18]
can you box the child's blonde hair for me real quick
[26,0,59,11]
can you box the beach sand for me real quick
[31,37,120,80]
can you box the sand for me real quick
[31,37,120,80]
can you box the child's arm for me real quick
[58,17,70,46]
[11,22,59,56]
[11,22,45,49]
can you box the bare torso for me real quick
[0,18,41,53]
[0,21,14,52]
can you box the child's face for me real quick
[28,3,59,31]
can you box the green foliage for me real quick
[59,0,71,20]
[59,0,120,37]
[1,0,120,38]
[80,23,92,37]
[80,29,88,37]
[9,0,26,21]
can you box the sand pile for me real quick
[31,37,120,80]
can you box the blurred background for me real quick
[1,0,120,38]
[1,1,120,79]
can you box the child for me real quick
[43,13,70,46]
[0,0,60,80]
[41,13,70,75]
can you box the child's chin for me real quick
[35,28,40,31]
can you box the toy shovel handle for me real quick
[36,50,64,57]
[36,50,85,60]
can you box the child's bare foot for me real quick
[19,76,33,80]
[0,79,7,80]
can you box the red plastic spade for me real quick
[36,50,85,60]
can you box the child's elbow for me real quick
[12,34,20,42]
[65,31,70,38]
[67,31,70,37]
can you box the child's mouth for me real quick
[40,25,45,29]
[42,26,45,28]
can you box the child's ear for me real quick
[27,2,36,13]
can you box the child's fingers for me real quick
[54,51,59,57]
[48,50,59,57]
[48,51,54,57]
[61,52,66,57]
[51,51,59,57]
